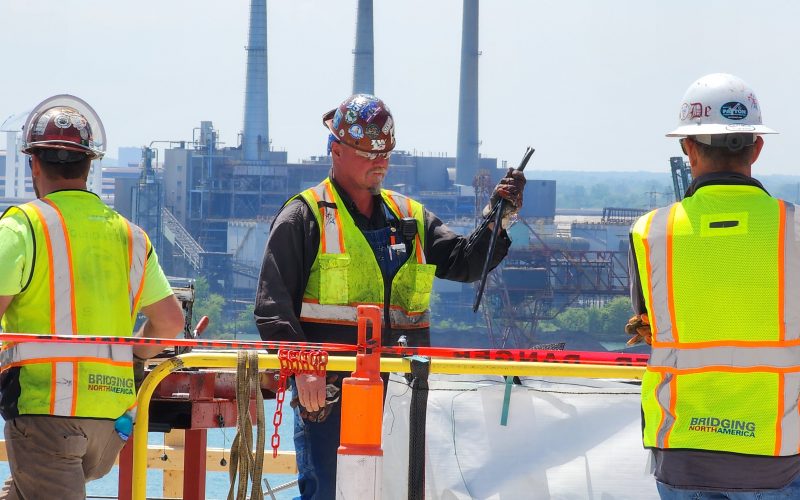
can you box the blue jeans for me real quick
[656,475,800,499]
[291,379,342,500]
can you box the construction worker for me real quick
[0,95,185,500]
[254,93,525,499]
[627,74,800,498]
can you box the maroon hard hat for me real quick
[322,94,395,153]
[21,95,105,160]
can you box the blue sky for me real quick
[1,0,797,174]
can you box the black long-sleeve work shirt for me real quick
[254,178,510,345]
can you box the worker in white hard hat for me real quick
[626,73,800,498]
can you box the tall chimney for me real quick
[242,0,269,162]
[455,0,479,186]
[352,0,375,95]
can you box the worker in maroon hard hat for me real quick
[254,93,526,499]
[0,95,184,499]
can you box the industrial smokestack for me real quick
[352,0,375,95]
[242,0,269,162]
[455,0,479,186]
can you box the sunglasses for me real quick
[354,149,392,160]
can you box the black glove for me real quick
[483,168,526,227]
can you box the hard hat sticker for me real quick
[347,98,366,112]
[382,116,393,135]
[725,124,756,132]
[33,115,49,135]
[720,102,748,120]
[360,102,381,122]
[680,102,711,120]
[348,124,364,140]
[70,115,87,130]
[54,114,71,128]
[371,139,386,151]
[345,109,358,124]
[332,108,343,129]
[365,124,380,140]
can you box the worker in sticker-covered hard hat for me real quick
[253,93,526,499]
[0,95,185,500]
[627,74,800,498]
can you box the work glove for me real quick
[625,314,652,346]
[483,168,526,228]
[291,374,341,423]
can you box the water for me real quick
[0,399,299,500]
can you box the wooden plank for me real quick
[0,439,297,473]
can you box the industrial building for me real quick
[0,0,651,349]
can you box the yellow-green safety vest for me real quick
[631,184,800,456]
[0,193,147,419]
[297,178,436,329]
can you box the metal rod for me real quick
[473,147,534,312]
[131,352,642,498]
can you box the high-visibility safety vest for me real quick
[297,178,436,329]
[631,184,800,456]
[0,192,147,419]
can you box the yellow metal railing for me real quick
[131,352,645,499]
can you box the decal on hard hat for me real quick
[365,124,380,139]
[720,102,748,120]
[349,124,364,140]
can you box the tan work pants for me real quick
[0,416,125,500]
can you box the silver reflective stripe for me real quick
[52,361,73,416]
[388,192,411,217]
[300,301,430,328]
[645,206,675,343]
[311,183,343,255]
[1,342,132,366]
[389,308,430,328]
[784,203,800,341]
[301,302,357,323]
[29,199,74,335]
[780,373,800,455]
[655,372,674,448]
[127,221,147,314]
[649,345,800,369]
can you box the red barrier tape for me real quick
[0,333,355,352]
[0,333,649,366]
[383,345,649,367]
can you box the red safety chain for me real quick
[271,349,329,458]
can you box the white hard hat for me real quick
[666,73,777,138]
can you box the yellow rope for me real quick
[226,350,266,500]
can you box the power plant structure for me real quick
[110,0,635,349]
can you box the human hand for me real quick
[491,168,526,211]
[295,373,327,412]
[625,314,652,346]
[290,374,342,423]
[484,168,526,226]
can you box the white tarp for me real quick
[382,373,658,500]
